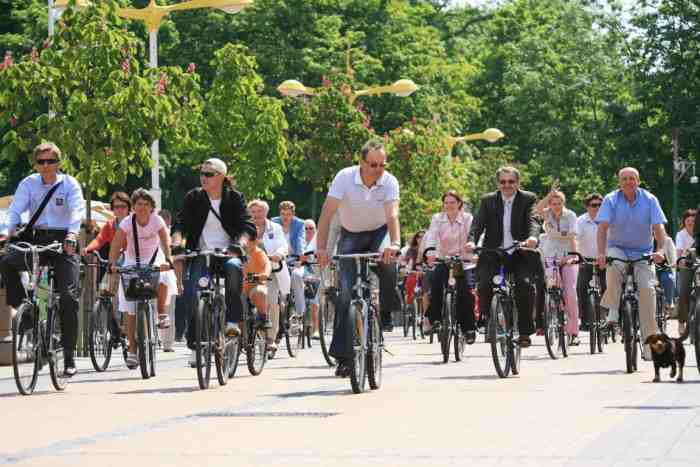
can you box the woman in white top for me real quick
[108,189,176,369]
[676,209,697,328]
[535,189,580,344]
[676,209,696,258]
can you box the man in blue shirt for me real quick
[596,167,667,360]
[1,142,85,376]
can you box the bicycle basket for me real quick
[121,267,160,301]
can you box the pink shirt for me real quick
[119,213,166,264]
[425,211,473,258]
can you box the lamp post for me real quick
[672,128,698,235]
[52,0,254,207]
[277,78,419,102]
[446,128,505,152]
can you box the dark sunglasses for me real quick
[589,203,602,208]
[499,179,516,185]
[112,203,129,210]
[364,160,386,169]
[36,159,59,165]
[200,171,217,178]
[305,227,315,231]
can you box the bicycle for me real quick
[676,252,700,374]
[8,241,71,395]
[274,255,311,359]
[115,263,163,379]
[85,251,128,372]
[175,247,243,390]
[474,244,535,378]
[318,260,338,367]
[569,252,606,354]
[332,252,385,394]
[403,269,425,341]
[542,255,569,360]
[606,255,653,374]
[654,263,671,334]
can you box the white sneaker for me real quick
[188,350,197,368]
[607,308,619,325]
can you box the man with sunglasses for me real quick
[317,139,402,377]
[465,166,541,347]
[575,193,606,331]
[1,142,85,376]
[172,158,256,365]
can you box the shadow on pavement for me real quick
[279,375,338,381]
[560,369,627,376]
[0,390,55,398]
[605,405,699,410]
[115,386,200,395]
[428,374,501,381]
[69,376,144,385]
[266,389,349,399]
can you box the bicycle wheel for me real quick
[48,307,69,391]
[148,305,157,378]
[588,292,597,355]
[489,296,510,378]
[213,297,229,387]
[452,298,466,362]
[12,303,39,395]
[403,303,411,338]
[692,298,700,375]
[350,301,367,394]
[195,299,213,390]
[622,300,637,373]
[440,292,453,364]
[595,295,605,353]
[544,294,562,360]
[285,309,302,358]
[247,327,267,376]
[559,306,569,359]
[89,299,113,372]
[510,303,521,376]
[367,306,382,390]
[417,299,425,340]
[318,294,336,367]
[227,336,242,379]
[136,302,150,379]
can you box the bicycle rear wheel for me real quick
[247,327,267,376]
[544,295,562,360]
[195,299,213,389]
[559,306,569,359]
[227,337,242,379]
[12,303,39,395]
[350,302,367,394]
[453,299,465,362]
[489,296,510,378]
[367,306,382,390]
[622,300,637,373]
[440,292,453,364]
[285,309,302,358]
[213,297,229,387]
[510,305,521,376]
[318,294,336,367]
[656,291,667,333]
[692,298,700,375]
[137,302,150,379]
[48,307,68,391]
[403,303,411,338]
[148,305,157,378]
[89,299,113,372]
[588,292,598,355]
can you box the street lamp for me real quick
[446,128,504,152]
[52,0,254,207]
[277,78,419,103]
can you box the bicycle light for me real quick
[492,275,501,286]
[448,277,456,287]
[198,277,210,288]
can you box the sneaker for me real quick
[465,331,476,345]
[518,336,532,348]
[158,314,171,329]
[188,350,198,368]
[569,335,581,346]
[422,319,432,334]
[606,308,620,326]
[382,322,394,333]
[126,352,138,369]
[225,322,241,337]
[266,340,278,352]
[63,360,77,377]
[163,347,174,353]
[312,331,321,340]
[335,360,352,378]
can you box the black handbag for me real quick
[123,215,160,301]
[13,181,63,243]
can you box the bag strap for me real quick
[207,197,225,226]
[26,181,63,230]
[131,215,159,267]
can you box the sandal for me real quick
[126,352,138,369]
[465,331,476,345]
[158,314,171,329]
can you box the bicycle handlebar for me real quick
[8,241,63,255]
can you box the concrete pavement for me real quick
[1,325,699,467]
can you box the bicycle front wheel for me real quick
[12,303,39,395]
[247,327,267,376]
[350,302,367,394]
[440,292,453,364]
[285,309,302,358]
[213,296,230,387]
[691,297,700,375]
[89,299,113,372]
[48,307,69,391]
[195,299,213,389]
[318,293,336,367]
[367,306,383,390]
[489,296,510,378]
[544,294,562,360]
[622,300,637,373]
[137,302,150,379]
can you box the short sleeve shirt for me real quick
[676,229,694,255]
[596,188,667,258]
[120,213,166,264]
[328,166,399,233]
[541,208,578,258]
[243,246,270,293]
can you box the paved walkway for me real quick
[1,324,698,467]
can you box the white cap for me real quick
[203,158,227,175]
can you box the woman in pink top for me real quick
[108,189,175,369]
[422,190,477,344]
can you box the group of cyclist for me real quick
[1,139,697,382]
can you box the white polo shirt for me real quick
[328,166,400,233]
[576,212,598,258]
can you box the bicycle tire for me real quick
[489,296,510,378]
[228,336,242,379]
[596,295,605,353]
[622,300,636,373]
[148,305,157,378]
[692,297,700,375]
[247,327,267,376]
[403,303,410,338]
[195,299,213,389]
[656,292,667,334]
[318,294,336,367]
[510,302,521,376]
[452,296,465,362]
[588,292,597,355]
[48,307,68,391]
[12,303,39,395]
[367,306,382,390]
[544,294,562,360]
[350,301,367,394]
[559,304,569,359]
[285,307,302,358]
[89,299,113,372]
[137,301,150,379]
[213,296,229,387]
[417,299,425,339]
[440,292,453,364]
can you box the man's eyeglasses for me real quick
[200,171,217,178]
[112,204,129,210]
[499,179,516,185]
[363,160,386,169]
[36,159,58,166]
[589,203,602,208]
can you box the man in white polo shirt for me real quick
[576,192,607,331]
[317,139,401,377]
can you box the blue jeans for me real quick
[185,256,243,349]
[329,225,400,361]
[658,269,675,306]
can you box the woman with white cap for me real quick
[172,158,257,366]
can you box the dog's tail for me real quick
[679,324,690,342]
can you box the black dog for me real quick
[644,328,689,383]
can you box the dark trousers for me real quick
[427,263,476,332]
[0,233,79,361]
[477,250,541,337]
[330,225,400,361]
[576,264,607,326]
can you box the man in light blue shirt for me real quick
[0,142,85,376]
[596,167,667,360]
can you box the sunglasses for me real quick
[112,204,129,210]
[305,227,315,231]
[364,160,386,169]
[499,179,516,185]
[200,171,217,178]
[589,203,602,208]
[36,159,59,165]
